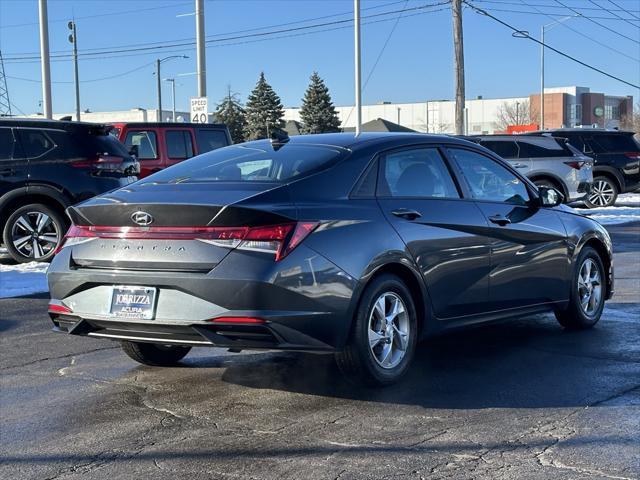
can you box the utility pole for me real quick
[156,59,162,121]
[452,0,465,135]
[38,0,52,119]
[0,51,11,116]
[354,0,362,136]
[68,21,80,121]
[195,0,206,97]
[540,26,545,129]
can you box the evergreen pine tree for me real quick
[299,72,341,134]
[214,87,247,144]
[244,72,285,140]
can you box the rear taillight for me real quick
[208,317,266,324]
[48,302,72,314]
[54,222,319,261]
[71,155,124,171]
[624,152,640,161]
[564,161,586,170]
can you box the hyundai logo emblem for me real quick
[131,211,153,226]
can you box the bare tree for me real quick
[620,103,640,137]
[493,100,531,131]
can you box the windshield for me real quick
[142,143,349,184]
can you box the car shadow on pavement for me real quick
[215,312,639,409]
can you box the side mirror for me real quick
[128,145,139,158]
[538,186,564,207]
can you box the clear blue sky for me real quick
[0,0,638,115]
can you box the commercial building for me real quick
[284,86,633,134]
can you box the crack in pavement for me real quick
[0,346,119,371]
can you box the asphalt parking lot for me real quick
[1,222,638,480]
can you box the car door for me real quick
[0,127,28,197]
[123,129,161,177]
[376,146,492,319]
[446,147,570,311]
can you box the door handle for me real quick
[488,214,511,226]
[0,168,15,176]
[511,163,527,169]
[391,209,422,220]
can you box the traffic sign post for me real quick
[190,97,208,123]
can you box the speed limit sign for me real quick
[190,97,209,123]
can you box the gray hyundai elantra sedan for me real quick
[47,133,613,385]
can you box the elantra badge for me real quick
[131,211,153,226]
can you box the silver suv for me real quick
[472,135,593,203]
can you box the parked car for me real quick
[467,134,593,203]
[0,119,139,263]
[526,129,640,207]
[48,133,613,386]
[109,122,232,178]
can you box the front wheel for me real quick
[555,247,606,330]
[335,274,418,386]
[585,176,618,208]
[121,341,191,366]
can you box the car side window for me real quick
[18,129,56,159]
[516,138,566,158]
[0,128,14,161]
[480,140,518,159]
[165,130,194,160]
[196,129,228,153]
[124,130,158,160]
[449,148,530,205]
[378,147,460,199]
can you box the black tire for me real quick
[121,341,191,366]
[585,176,618,208]
[2,203,67,263]
[555,247,606,330]
[335,274,418,386]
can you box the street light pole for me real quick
[38,0,52,119]
[195,0,206,97]
[354,0,362,136]
[68,21,80,121]
[156,56,188,122]
[165,78,176,122]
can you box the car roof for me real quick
[240,132,477,151]
[528,128,635,136]
[0,117,108,130]
[109,122,228,129]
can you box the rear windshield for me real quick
[76,133,130,157]
[143,143,348,184]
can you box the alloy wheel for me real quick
[578,258,602,317]
[10,211,60,259]
[588,179,615,207]
[368,292,410,369]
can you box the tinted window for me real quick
[450,148,529,205]
[516,137,567,158]
[77,133,130,157]
[166,130,194,159]
[143,143,346,184]
[378,148,459,198]
[480,140,518,159]
[196,129,228,153]
[20,130,55,158]
[124,131,157,159]
[591,134,639,153]
[0,128,14,160]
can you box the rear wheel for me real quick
[2,203,66,263]
[335,274,418,386]
[121,341,191,366]
[585,176,618,208]
[555,247,605,330]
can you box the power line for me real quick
[463,1,640,89]
[519,0,639,63]
[7,61,155,84]
[469,3,640,22]
[608,0,640,20]
[588,0,640,28]
[554,0,640,44]
[3,2,451,63]
[474,0,639,14]
[2,0,410,58]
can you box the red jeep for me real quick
[110,122,232,178]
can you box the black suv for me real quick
[0,119,139,263]
[527,129,640,207]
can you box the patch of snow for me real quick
[0,261,49,299]
[572,194,640,225]
[616,193,640,205]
